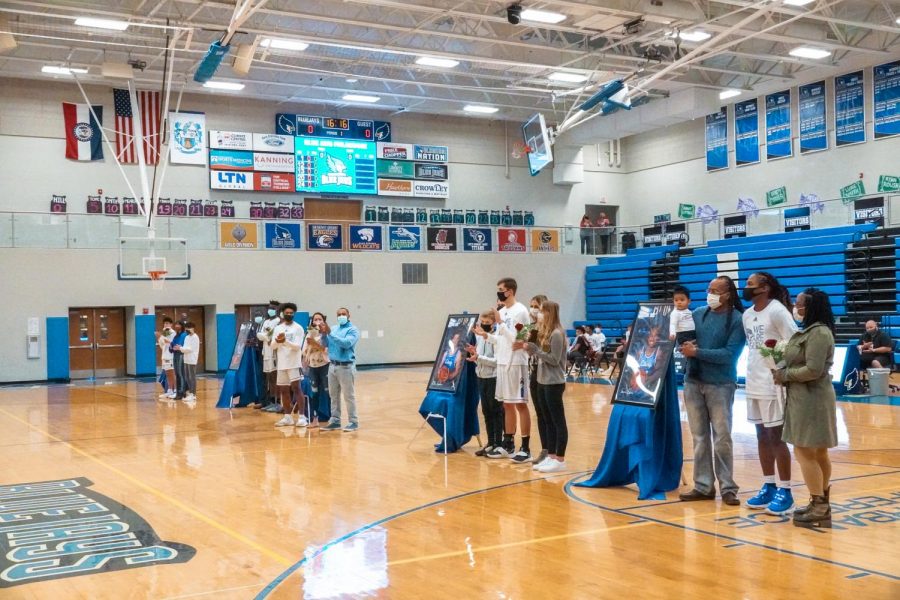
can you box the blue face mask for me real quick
[254,316,263,324]
[267,309,277,317]
[337,315,349,326]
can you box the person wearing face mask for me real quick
[179,321,200,402]
[256,300,282,413]
[741,272,798,516]
[157,317,177,400]
[527,294,550,466]
[320,308,361,432]
[169,321,188,401]
[678,276,745,505]
[858,320,893,371]
[302,312,330,428]
[466,309,502,456]
[271,303,307,428]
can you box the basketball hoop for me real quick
[148,270,168,291]
[511,142,532,160]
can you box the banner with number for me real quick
[705,107,728,172]
[799,81,827,154]
[874,60,900,139]
[835,71,865,146]
[765,90,792,160]
[734,99,760,166]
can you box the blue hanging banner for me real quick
[765,90,792,160]
[874,60,900,140]
[734,99,760,166]
[835,71,866,146]
[799,81,827,154]
[705,106,728,172]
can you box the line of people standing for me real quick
[156,317,199,402]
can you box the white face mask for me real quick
[792,307,803,323]
[706,293,722,309]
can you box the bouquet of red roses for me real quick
[515,322,537,343]
[759,338,788,370]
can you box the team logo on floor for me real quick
[0,478,195,588]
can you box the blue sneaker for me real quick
[746,483,777,509]
[766,488,795,516]
[342,422,359,432]
[321,421,342,431]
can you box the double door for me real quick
[68,307,126,379]
[155,306,206,370]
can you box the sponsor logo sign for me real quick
[253,172,295,192]
[376,142,413,160]
[220,221,258,248]
[210,170,253,190]
[208,130,253,151]
[388,226,422,251]
[530,229,559,252]
[378,179,414,197]
[252,133,293,153]
[253,153,295,173]
[264,222,301,249]
[497,228,526,252]
[349,225,383,251]
[415,163,448,180]
[413,180,449,198]
[209,149,254,171]
[427,227,458,251]
[376,159,415,179]
[414,144,449,162]
[462,227,492,252]
[307,223,343,250]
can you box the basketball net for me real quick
[511,142,532,160]
[148,270,168,291]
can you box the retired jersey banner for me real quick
[799,81,827,153]
[835,71,865,146]
[497,228,527,252]
[765,90,792,160]
[62,103,103,161]
[169,112,206,164]
[427,226,458,251]
[734,99,760,166]
[530,229,559,252]
[349,225,383,251]
[220,221,258,249]
[874,60,900,139]
[307,223,343,250]
[462,227,492,252]
[705,107,728,171]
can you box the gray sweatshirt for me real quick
[526,329,567,385]
[474,334,497,379]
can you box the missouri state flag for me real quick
[62,102,104,161]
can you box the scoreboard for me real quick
[295,137,377,195]
[276,113,392,142]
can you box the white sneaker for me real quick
[275,415,294,427]
[537,459,568,473]
[296,415,309,427]
[184,393,196,402]
[166,392,177,399]
[532,456,552,471]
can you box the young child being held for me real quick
[669,285,696,345]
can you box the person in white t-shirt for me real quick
[271,303,308,428]
[255,300,281,412]
[741,272,799,516]
[474,277,533,462]
[156,316,176,400]
[669,286,696,344]
[589,324,607,353]
[179,321,200,402]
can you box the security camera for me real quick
[507,3,522,25]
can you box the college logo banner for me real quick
[497,228,526,252]
[253,172,295,192]
[307,223,343,250]
[377,143,413,160]
[427,227,458,251]
[253,153,295,172]
[415,163,448,180]
[252,133,293,153]
[413,144,449,162]
[462,227,492,252]
[349,225,383,251]
[388,226,422,251]
[378,179,414,197]
[799,81,827,154]
[209,130,253,151]
[0,478,195,588]
[209,149,254,171]
[169,111,206,165]
[220,221,258,248]
[264,222,301,249]
[530,229,559,252]
[210,170,253,190]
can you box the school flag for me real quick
[62,102,103,161]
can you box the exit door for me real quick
[155,306,206,370]
[68,308,127,379]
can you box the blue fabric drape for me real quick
[575,361,682,500]
[417,361,480,453]
[217,347,265,408]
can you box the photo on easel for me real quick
[612,302,674,408]
[427,314,477,393]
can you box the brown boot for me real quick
[793,495,831,528]
[795,484,830,517]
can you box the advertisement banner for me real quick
[678,203,696,219]
[784,206,811,232]
[530,229,560,252]
[723,215,747,238]
[264,222,301,249]
[840,180,866,203]
[874,60,900,139]
[878,175,900,193]
[462,227,492,252]
[854,197,885,226]
[734,99,760,165]
[388,226,423,251]
[220,221,258,249]
[705,107,728,171]
[209,130,253,151]
[252,133,293,153]
[765,90,792,160]
[349,225,383,251]
[835,71,866,146]
[253,152,295,172]
[376,159,415,179]
[253,172,295,192]
[306,223,343,250]
[209,149,254,171]
[427,226,458,251]
[377,179,414,197]
[766,186,787,207]
[415,163,448,180]
[497,228,527,252]
[377,143,414,160]
[413,144,449,162]
[413,180,449,198]
[799,81,827,153]
[210,170,254,190]
[169,112,206,165]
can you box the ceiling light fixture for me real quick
[520,9,567,24]
[345,77,359,83]
[203,81,245,90]
[463,105,499,114]
[342,94,380,103]
[783,0,815,6]
[42,65,88,75]
[415,56,460,68]
[260,38,309,51]
[548,72,588,83]
[719,89,741,100]
[789,46,831,59]
[678,30,711,42]
[73,17,129,31]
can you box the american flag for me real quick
[113,88,161,164]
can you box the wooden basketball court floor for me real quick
[1,367,898,599]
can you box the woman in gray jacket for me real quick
[516,300,569,473]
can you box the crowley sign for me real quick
[413,181,449,198]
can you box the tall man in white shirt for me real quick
[271,303,308,427]
[256,300,281,412]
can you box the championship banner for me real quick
[349,225,383,251]
[219,221,258,249]
[874,60,900,139]
[705,106,728,172]
[784,207,810,232]
[765,90,792,160]
[835,71,865,146]
[734,99,760,166]
[497,228,527,252]
[169,112,206,165]
[799,81,827,153]
[388,226,422,251]
[307,223,343,250]
[530,229,559,252]
[462,227,492,252]
[426,226,458,251]
[264,222,301,250]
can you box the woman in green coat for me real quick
[773,288,837,528]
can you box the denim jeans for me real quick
[683,380,738,495]
[328,364,357,425]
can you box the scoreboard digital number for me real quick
[276,113,392,142]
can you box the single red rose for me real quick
[515,323,524,331]
[764,339,777,348]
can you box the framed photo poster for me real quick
[612,302,675,408]
[427,314,478,393]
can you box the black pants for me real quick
[477,376,503,447]
[173,353,186,399]
[537,383,568,456]
[530,367,548,451]
[308,364,329,420]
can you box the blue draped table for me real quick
[575,362,682,500]
[417,361,480,453]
